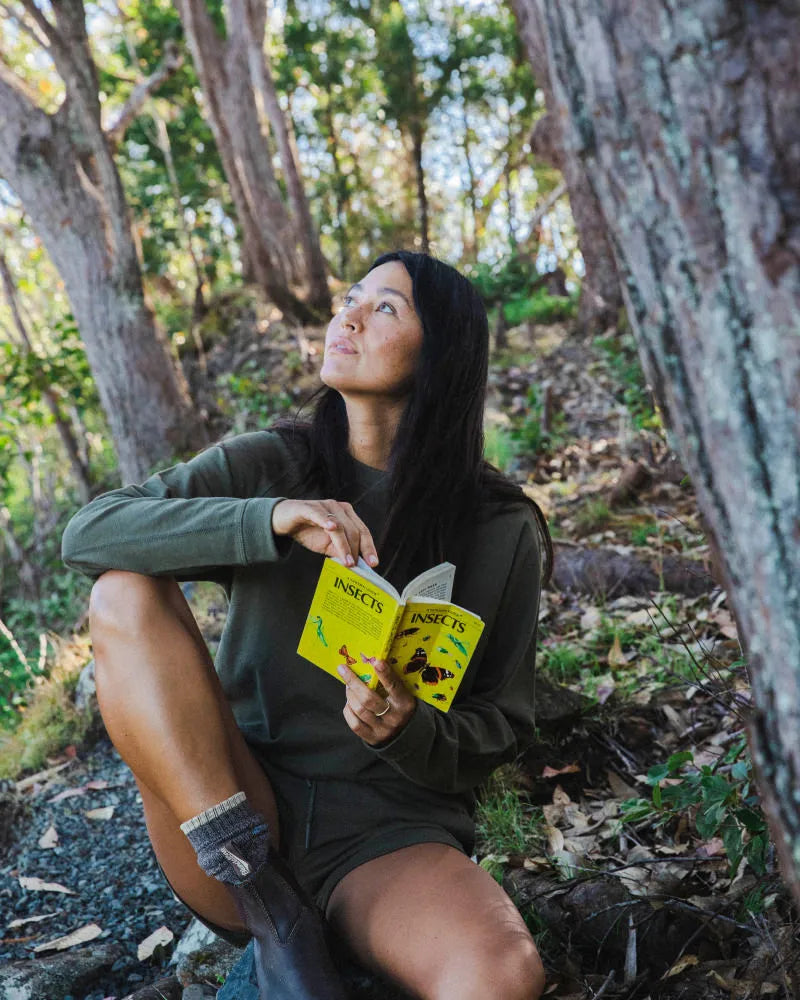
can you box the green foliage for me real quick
[593,333,660,430]
[537,643,584,684]
[0,639,93,779]
[503,290,577,327]
[483,424,516,473]
[631,521,659,546]
[573,497,612,535]
[215,364,295,431]
[475,765,543,857]
[620,742,769,877]
[510,385,569,459]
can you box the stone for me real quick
[0,944,119,1000]
[121,975,182,1000]
[171,919,242,988]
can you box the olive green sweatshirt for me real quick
[61,431,542,803]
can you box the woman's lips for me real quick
[328,339,357,354]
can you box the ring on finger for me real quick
[374,699,391,718]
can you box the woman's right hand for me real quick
[271,499,379,568]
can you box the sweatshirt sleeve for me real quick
[369,516,543,793]
[61,435,293,580]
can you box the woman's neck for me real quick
[343,398,405,471]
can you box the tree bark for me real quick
[511,0,624,334]
[235,0,330,314]
[0,3,204,485]
[536,0,800,904]
[409,119,430,254]
[176,0,328,322]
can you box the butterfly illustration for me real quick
[338,644,356,666]
[402,648,455,686]
[360,653,378,665]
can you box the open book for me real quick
[297,557,484,712]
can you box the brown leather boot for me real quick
[221,841,347,999]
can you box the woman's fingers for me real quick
[338,663,415,746]
[272,499,379,565]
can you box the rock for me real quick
[121,975,183,1000]
[0,780,28,852]
[182,985,218,999]
[0,944,119,1000]
[172,919,242,987]
[74,658,96,713]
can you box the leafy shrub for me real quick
[594,332,661,430]
[620,742,769,876]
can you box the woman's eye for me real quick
[378,301,396,314]
[342,294,353,306]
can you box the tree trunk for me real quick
[0,5,204,486]
[236,0,330,315]
[409,119,430,254]
[511,0,624,335]
[176,0,326,323]
[536,0,800,904]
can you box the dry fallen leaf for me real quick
[663,953,699,978]
[544,824,565,854]
[541,763,580,778]
[607,634,627,669]
[38,825,59,849]
[49,779,110,803]
[137,925,174,960]
[33,923,103,953]
[7,911,61,929]
[85,806,115,821]
[18,877,75,895]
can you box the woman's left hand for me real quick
[338,659,416,746]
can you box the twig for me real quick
[590,969,616,999]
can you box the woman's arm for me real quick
[365,517,543,794]
[61,436,291,579]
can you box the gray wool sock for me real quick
[181,792,270,884]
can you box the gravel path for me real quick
[1,738,193,999]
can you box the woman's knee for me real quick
[89,570,174,637]
[432,932,545,1000]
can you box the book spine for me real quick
[380,602,404,661]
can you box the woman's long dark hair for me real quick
[276,250,552,587]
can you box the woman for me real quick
[62,251,552,1000]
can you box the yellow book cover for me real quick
[297,558,484,712]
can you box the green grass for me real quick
[0,635,93,779]
[475,765,543,858]
[504,290,578,327]
[573,497,612,535]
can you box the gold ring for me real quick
[374,700,391,717]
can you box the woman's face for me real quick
[320,261,424,402]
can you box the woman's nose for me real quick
[341,305,364,331]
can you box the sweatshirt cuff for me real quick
[240,497,293,564]
[367,700,437,762]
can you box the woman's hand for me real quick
[271,499,379,567]
[338,660,416,746]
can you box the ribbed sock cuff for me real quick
[180,791,247,835]
[182,792,270,885]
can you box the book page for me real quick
[351,557,401,601]
[400,561,455,603]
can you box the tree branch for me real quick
[104,40,184,145]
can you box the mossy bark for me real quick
[531,0,800,902]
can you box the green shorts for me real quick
[162,758,475,946]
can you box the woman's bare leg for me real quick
[89,570,280,933]
[327,843,545,1000]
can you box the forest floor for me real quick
[3,305,799,998]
